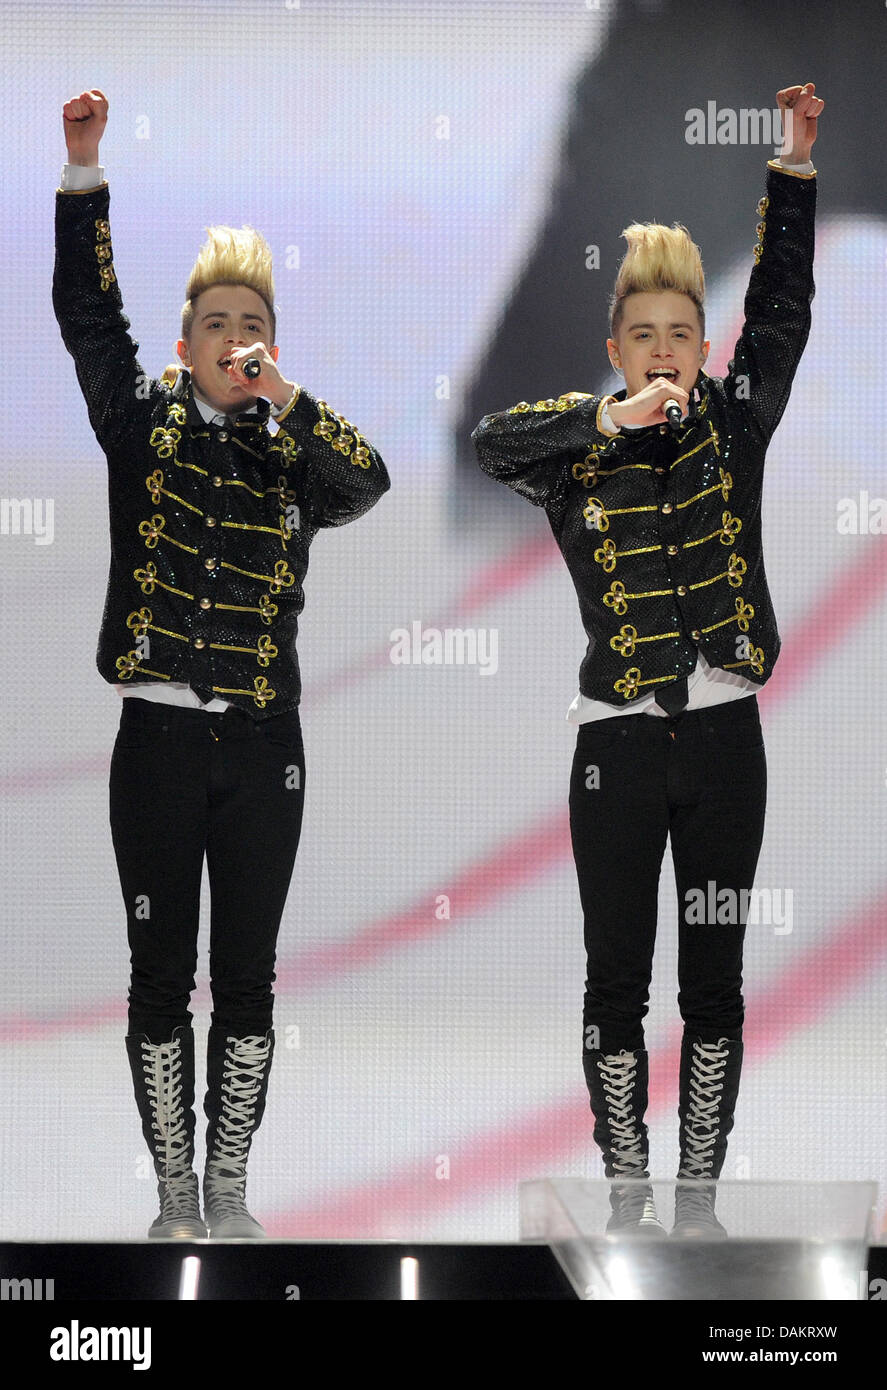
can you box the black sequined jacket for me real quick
[472,160,815,709]
[53,182,390,719]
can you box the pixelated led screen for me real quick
[1,0,885,1240]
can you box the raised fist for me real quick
[62,89,108,164]
[776,82,824,162]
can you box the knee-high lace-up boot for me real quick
[203,1028,274,1238]
[584,1047,665,1235]
[125,1026,207,1239]
[672,1035,744,1238]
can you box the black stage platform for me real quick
[2,1239,885,1300]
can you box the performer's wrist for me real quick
[600,397,624,434]
[269,378,298,411]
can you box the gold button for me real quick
[212,476,223,487]
[193,637,206,649]
[661,502,673,514]
[659,425,668,434]
[667,544,678,555]
[200,598,212,610]
[204,557,216,569]
[655,467,666,474]
[218,430,229,442]
[206,516,217,527]
[691,629,701,640]
[676,585,687,596]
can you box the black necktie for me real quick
[655,675,689,715]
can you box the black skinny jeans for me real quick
[109,697,306,1043]
[569,694,767,1055]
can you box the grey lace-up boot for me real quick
[584,1047,665,1236]
[672,1035,744,1238]
[125,1025,207,1239]
[203,1028,274,1238]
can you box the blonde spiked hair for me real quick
[608,222,705,340]
[181,224,276,344]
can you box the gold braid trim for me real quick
[596,395,619,436]
[56,182,109,195]
[313,400,372,467]
[766,159,816,179]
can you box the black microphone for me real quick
[242,358,261,379]
[663,397,684,433]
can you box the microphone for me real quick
[242,358,261,379]
[663,398,684,433]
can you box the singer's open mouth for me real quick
[646,368,679,381]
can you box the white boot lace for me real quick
[678,1038,729,1179]
[205,1034,272,1218]
[598,1051,648,1177]
[141,1037,198,1219]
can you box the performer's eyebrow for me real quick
[626,321,695,331]
[201,310,267,323]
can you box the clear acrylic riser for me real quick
[519,1179,879,1300]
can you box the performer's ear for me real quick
[176,339,191,366]
[270,345,280,363]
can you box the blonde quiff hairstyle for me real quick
[608,221,705,341]
[181,224,277,344]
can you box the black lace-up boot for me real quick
[584,1047,665,1236]
[672,1035,744,1238]
[125,1025,207,1239]
[203,1028,274,1238]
